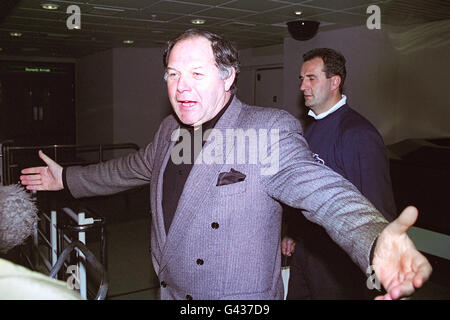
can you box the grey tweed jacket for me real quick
[66,96,388,300]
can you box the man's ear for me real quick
[331,75,341,92]
[224,67,236,92]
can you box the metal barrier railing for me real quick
[49,240,108,300]
[1,142,140,299]
[1,142,140,186]
[34,206,106,299]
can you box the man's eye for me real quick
[193,72,204,79]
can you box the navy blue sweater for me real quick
[304,104,396,220]
[285,104,397,299]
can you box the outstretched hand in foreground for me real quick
[373,206,432,300]
[20,150,64,191]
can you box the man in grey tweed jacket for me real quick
[21,29,431,300]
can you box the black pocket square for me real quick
[216,168,246,186]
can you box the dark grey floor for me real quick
[103,217,450,300]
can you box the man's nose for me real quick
[177,75,191,92]
[300,79,307,91]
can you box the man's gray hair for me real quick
[163,28,240,94]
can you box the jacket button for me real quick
[211,222,219,229]
[196,258,204,265]
[186,294,193,300]
[160,281,167,288]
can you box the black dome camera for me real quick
[287,20,320,41]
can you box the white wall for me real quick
[283,26,399,144]
[393,23,450,141]
[283,22,450,144]
[112,47,172,148]
[75,22,449,149]
[76,47,172,152]
[76,49,114,146]
[237,45,283,106]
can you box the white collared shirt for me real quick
[307,94,347,120]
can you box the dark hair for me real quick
[303,48,346,93]
[163,29,240,94]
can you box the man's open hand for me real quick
[20,150,64,191]
[373,206,432,300]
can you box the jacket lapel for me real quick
[152,117,179,253]
[159,97,244,271]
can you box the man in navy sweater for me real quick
[282,48,397,299]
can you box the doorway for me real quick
[0,61,75,146]
[254,67,283,109]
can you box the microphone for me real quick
[0,185,83,300]
[0,184,38,253]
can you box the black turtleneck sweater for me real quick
[162,96,233,233]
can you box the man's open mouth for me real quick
[178,100,197,109]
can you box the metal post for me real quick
[100,224,107,270]
[77,212,88,300]
[50,210,58,266]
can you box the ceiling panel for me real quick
[84,0,159,9]
[193,7,252,20]
[125,9,181,22]
[222,0,287,12]
[10,7,68,20]
[253,24,290,36]
[313,12,367,26]
[0,0,447,58]
[276,0,316,3]
[306,0,385,10]
[175,0,233,5]
[268,5,332,19]
[144,1,208,15]
[169,14,226,26]
[238,12,295,25]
